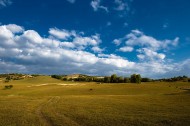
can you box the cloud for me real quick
[60,42,75,48]
[91,46,104,53]
[73,35,100,46]
[163,24,168,29]
[0,0,12,7]
[162,22,169,29]
[113,0,133,17]
[112,29,185,77]
[91,0,108,12]
[118,46,133,52]
[137,48,166,61]
[99,54,135,68]
[113,39,122,46]
[124,22,128,27]
[106,22,112,26]
[115,29,179,62]
[0,24,189,78]
[114,0,129,11]
[66,0,76,4]
[49,28,75,40]
[125,29,179,51]
[6,24,24,33]
[0,25,14,39]
[49,28,101,50]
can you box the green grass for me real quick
[0,76,190,126]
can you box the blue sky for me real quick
[0,0,190,78]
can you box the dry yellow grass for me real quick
[0,76,190,126]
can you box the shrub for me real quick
[51,75,62,79]
[31,74,40,77]
[4,76,11,83]
[62,77,68,81]
[4,85,13,89]
[4,79,9,83]
[141,78,151,82]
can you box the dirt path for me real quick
[27,83,85,87]
[35,96,60,126]
[35,96,81,126]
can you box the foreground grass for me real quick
[0,76,190,126]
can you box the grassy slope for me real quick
[0,76,190,126]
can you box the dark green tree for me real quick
[117,77,124,83]
[110,74,117,83]
[124,77,130,83]
[104,76,111,83]
[130,74,141,84]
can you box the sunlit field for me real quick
[0,76,190,126]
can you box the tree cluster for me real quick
[0,73,35,82]
[51,74,142,84]
[51,75,62,79]
[155,76,189,82]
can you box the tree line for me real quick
[155,76,189,82]
[51,74,142,83]
[51,74,190,83]
[0,73,189,84]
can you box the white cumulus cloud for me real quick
[125,29,179,51]
[137,48,166,60]
[49,28,74,40]
[114,29,179,62]
[0,24,189,78]
[6,24,24,33]
[113,39,122,46]
[91,46,104,53]
[119,46,133,52]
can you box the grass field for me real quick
[0,76,190,126]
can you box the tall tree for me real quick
[136,74,141,83]
[110,74,117,83]
[130,74,141,84]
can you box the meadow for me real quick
[0,76,190,126]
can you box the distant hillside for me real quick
[66,74,89,79]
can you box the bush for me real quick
[4,85,13,89]
[141,78,151,82]
[62,77,68,81]
[31,74,40,77]
[51,75,62,79]
[4,76,11,83]
[4,79,9,83]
